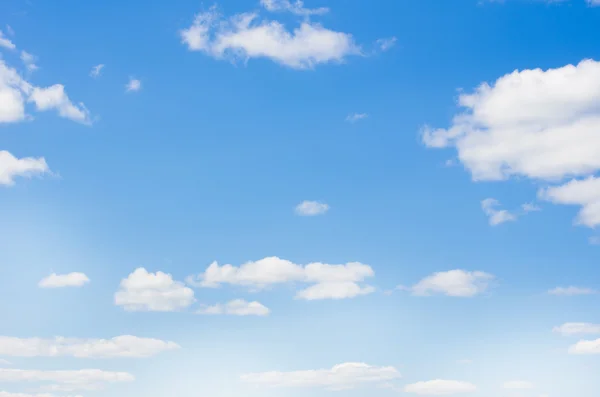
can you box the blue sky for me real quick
[1,0,600,396]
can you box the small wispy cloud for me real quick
[20,50,38,72]
[548,286,597,296]
[346,113,368,123]
[295,200,329,216]
[90,64,105,78]
[376,36,397,52]
[126,77,142,92]
[0,29,16,50]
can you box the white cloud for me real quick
[587,0,600,6]
[197,299,270,316]
[0,393,81,397]
[522,202,541,212]
[125,78,141,92]
[0,335,179,358]
[187,257,375,300]
[241,362,400,390]
[38,273,89,288]
[180,7,361,70]
[421,59,600,229]
[29,85,91,125]
[295,200,329,216]
[345,113,368,123]
[568,338,600,354]
[376,37,397,52]
[260,0,329,16]
[548,286,596,296]
[503,380,534,389]
[0,368,133,391]
[20,51,38,72]
[89,64,104,78]
[115,268,195,312]
[481,198,516,226]
[0,30,15,50]
[0,151,49,186]
[553,322,600,336]
[404,379,477,395]
[409,270,494,297]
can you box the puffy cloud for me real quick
[180,7,361,69]
[503,380,534,389]
[421,59,600,229]
[38,273,89,288]
[28,85,91,125]
[295,200,329,216]
[89,64,104,78]
[345,113,368,123]
[568,338,600,354]
[260,0,329,16]
[0,368,133,391]
[0,335,179,358]
[548,286,596,296]
[125,78,141,92]
[0,30,15,50]
[240,362,400,390]
[197,299,270,316]
[403,380,477,395]
[115,268,195,312]
[553,322,600,336]
[481,198,516,226]
[408,270,494,297]
[187,257,375,300]
[0,151,49,186]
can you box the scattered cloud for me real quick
[187,257,375,301]
[29,85,91,125]
[403,379,477,395]
[0,151,49,186]
[345,113,368,123]
[260,0,329,16]
[180,6,361,70]
[0,30,15,50]
[0,368,133,392]
[0,335,179,358]
[522,202,541,212]
[481,198,516,226]
[295,200,329,216]
[553,322,600,336]
[115,268,195,312]
[125,77,141,92]
[376,37,397,52]
[38,273,89,288]
[89,64,104,78]
[548,286,596,296]
[241,362,400,390]
[407,269,494,297]
[20,51,38,72]
[197,299,270,316]
[568,338,600,354]
[503,380,534,389]
[422,59,600,230]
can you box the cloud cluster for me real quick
[422,59,600,229]
[187,256,375,300]
[0,335,179,358]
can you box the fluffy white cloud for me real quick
[180,7,361,69]
[240,362,400,390]
[0,335,179,358]
[408,270,494,297]
[0,30,15,50]
[481,198,516,226]
[187,257,375,300]
[38,273,89,288]
[0,368,133,391]
[404,380,477,395]
[295,200,329,216]
[260,0,329,16]
[125,78,141,92]
[115,268,195,312]
[20,51,38,72]
[548,286,596,296]
[503,380,534,389]
[89,64,104,78]
[553,322,600,336]
[422,59,600,229]
[345,113,368,123]
[0,151,49,186]
[197,299,270,316]
[568,338,600,354]
[28,85,91,125]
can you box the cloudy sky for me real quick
[1,0,600,396]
